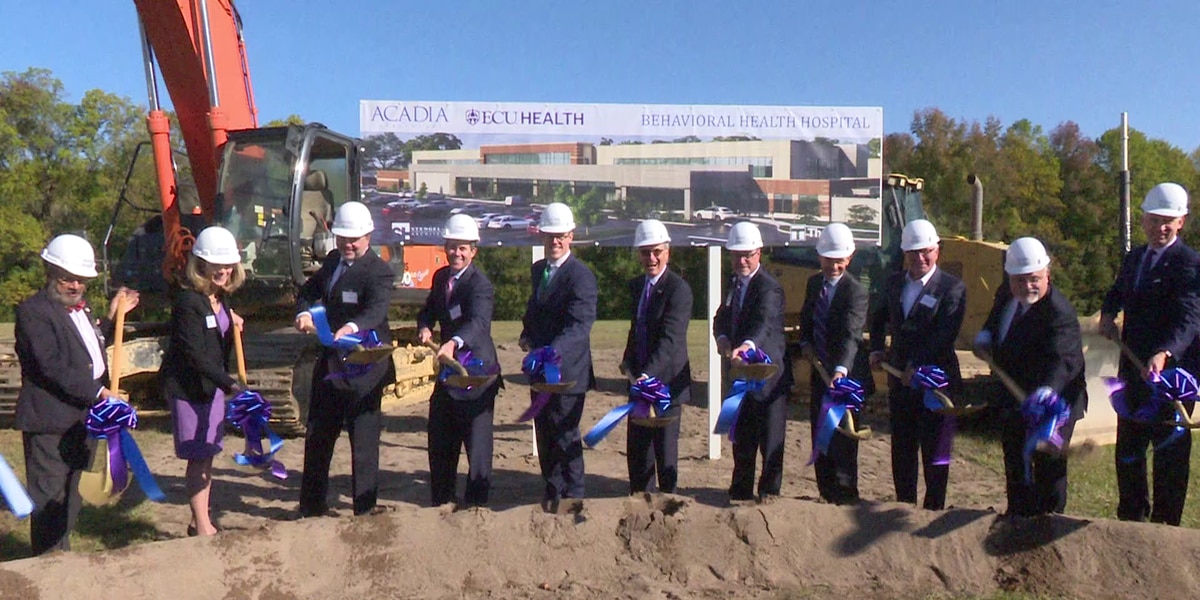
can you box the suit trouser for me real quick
[809,371,859,504]
[1000,410,1076,516]
[534,392,586,501]
[300,379,383,516]
[1115,415,1192,525]
[23,426,90,555]
[889,387,951,509]
[730,390,787,499]
[627,404,681,494]
[427,381,498,506]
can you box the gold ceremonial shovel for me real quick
[877,362,986,417]
[812,359,871,440]
[423,341,497,389]
[623,372,679,428]
[727,357,780,382]
[344,342,395,365]
[1110,338,1200,430]
[80,295,131,506]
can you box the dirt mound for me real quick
[4,496,1200,599]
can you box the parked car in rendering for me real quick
[692,205,737,221]
[487,215,534,230]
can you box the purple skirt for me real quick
[171,390,226,460]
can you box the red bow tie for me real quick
[68,302,87,313]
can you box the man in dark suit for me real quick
[619,220,692,494]
[974,237,1086,517]
[15,234,138,555]
[1099,182,1200,526]
[294,201,396,517]
[869,219,966,510]
[519,203,598,511]
[417,214,501,507]
[799,223,870,505]
[714,222,790,501]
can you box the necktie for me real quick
[68,301,87,313]
[812,280,833,366]
[636,278,653,365]
[539,264,552,298]
[730,277,745,333]
[446,275,456,304]
[1136,248,1158,289]
[1000,301,1024,342]
[328,261,348,294]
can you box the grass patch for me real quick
[488,320,714,367]
[0,428,167,561]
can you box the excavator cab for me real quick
[213,123,361,303]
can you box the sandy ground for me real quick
[3,343,1200,599]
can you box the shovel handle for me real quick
[983,357,1028,404]
[233,320,248,387]
[424,339,469,377]
[109,294,127,395]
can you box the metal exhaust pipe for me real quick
[967,174,983,241]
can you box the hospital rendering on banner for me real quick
[360,101,883,246]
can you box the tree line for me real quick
[2,69,1199,321]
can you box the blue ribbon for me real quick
[86,399,165,502]
[0,454,32,519]
[713,349,773,439]
[808,377,866,464]
[911,365,955,465]
[1021,387,1071,483]
[309,305,387,381]
[1110,367,1196,463]
[226,390,286,479]
[438,349,500,391]
[583,377,672,447]
[519,346,563,422]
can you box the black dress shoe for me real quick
[187,525,197,537]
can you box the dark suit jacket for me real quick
[297,249,396,395]
[620,269,693,407]
[160,288,236,403]
[417,262,500,400]
[982,284,1087,415]
[14,289,115,433]
[521,254,597,395]
[799,271,870,388]
[870,268,967,393]
[713,267,790,398]
[1101,241,1200,395]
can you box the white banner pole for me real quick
[707,245,723,460]
[530,245,545,457]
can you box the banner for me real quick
[359,101,883,248]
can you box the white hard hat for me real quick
[725,222,763,252]
[1005,237,1051,275]
[816,222,855,259]
[191,226,241,265]
[539,202,576,234]
[633,219,671,247]
[443,213,480,242]
[1142,183,1189,217]
[901,219,940,251]
[41,234,98,278]
[330,201,375,238]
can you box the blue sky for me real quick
[2,0,1197,153]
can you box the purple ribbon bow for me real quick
[911,365,955,465]
[519,346,563,422]
[439,349,500,392]
[1021,387,1071,483]
[86,399,165,502]
[809,377,867,464]
[713,349,773,440]
[225,390,287,479]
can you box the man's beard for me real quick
[47,286,83,307]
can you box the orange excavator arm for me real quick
[132,0,258,278]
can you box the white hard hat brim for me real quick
[198,252,241,266]
[900,238,940,252]
[725,242,762,251]
[818,248,854,259]
[539,224,575,234]
[331,225,375,238]
[1144,208,1188,218]
[41,251,98,279]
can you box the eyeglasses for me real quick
[638,247,668,259]
[731,250,760,261]
[54,274,88,285]
[905,247,937,258]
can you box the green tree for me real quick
[264,114,305,127]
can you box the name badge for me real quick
[449,305,463,320]
[342,291,358,304]
[205,315,218,329]
[919,294,938,308]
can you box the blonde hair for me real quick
[183,253,246,295]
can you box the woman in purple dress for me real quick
[160,227,245,537]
